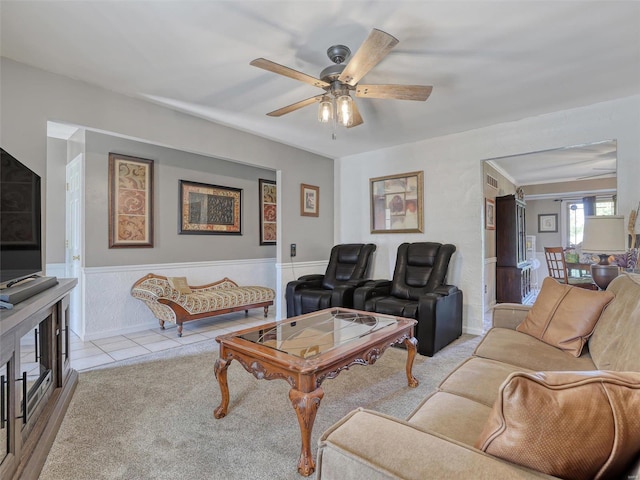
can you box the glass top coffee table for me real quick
[213,307,418,476]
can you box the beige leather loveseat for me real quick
[317,273,640,479]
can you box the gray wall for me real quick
[1,58,335,266]
[522,176,618,252]
[525,198,562,250]
[84,131,276,267]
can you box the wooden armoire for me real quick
[495,194,532,303]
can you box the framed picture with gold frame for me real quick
[179,180,242,235]
[370,171,423,233]
[259,178,276,245]
[300,183,319,217]
[108,153,154,248]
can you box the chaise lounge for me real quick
[131,274,275,336]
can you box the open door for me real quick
[65,154,84,337]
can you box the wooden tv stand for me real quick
[0,278,78,480]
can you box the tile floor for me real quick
[69,310,276,372]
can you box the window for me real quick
[595,201,615,216]
[568,203,584,247]
[567,197,615,247]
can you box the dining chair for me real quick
[543,247,596,290]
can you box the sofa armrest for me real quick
[353,280,392,310]
[296,274,325,285]
[317,409,554,480]
[285,275,325,317]
[331,280,370,309]
[416,288,463,356]
[433,284,458,295]
[491,303,531,330]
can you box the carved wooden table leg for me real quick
[403,336,419,388]
[289,387,324,476]
[213,358,231,419]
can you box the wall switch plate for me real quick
[290,244,296,257]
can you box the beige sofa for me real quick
[317,273,640,479]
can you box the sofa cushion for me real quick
[438,357,533,407]
[516,277,614,356]
[474,328,597,372]
[317,409,553,480]
[167,276,192,294]
[476,370,640,480]
[407,391,492,446]
[588,273,640,371]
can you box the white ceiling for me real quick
[488,139,618,186]
[2,1,639,182]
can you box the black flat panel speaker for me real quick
[0,276,59,305]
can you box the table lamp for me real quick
[582,215,626,289]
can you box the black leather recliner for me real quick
[286,243,376,317]
[354,242,462,357]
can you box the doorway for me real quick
[481,140,617,329]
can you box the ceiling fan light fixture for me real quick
[318,95,333,123]
[251,28,433,133]
[336,94,353,127]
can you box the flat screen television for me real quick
[0,148,43,286]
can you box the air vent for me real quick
[486,174,498,190]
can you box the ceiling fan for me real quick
[250,28,433,131]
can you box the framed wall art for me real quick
[370,171,423,233]
[538,213,558,233]
[485,198,496,230]
[259,178,276,245]
[300,183,319,217]
[179,180,242,235]
[108,153,154,248]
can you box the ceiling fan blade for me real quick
[266,95,324,117]
[348,100,364,128]
[338,29,399,86]
[356,84,433,101]
[250,58,330,89]
[576,171,617,180]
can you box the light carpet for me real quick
[41,334,481,480]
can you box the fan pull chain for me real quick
[332,103,338,140]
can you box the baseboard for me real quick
[464,326,484,336]
[79,319,162,342]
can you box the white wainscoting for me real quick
[276,261,329,319]
[45,263,68,278]
[78,258,277,341]
[484,256,497,313]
